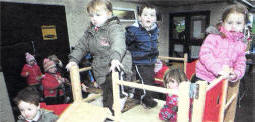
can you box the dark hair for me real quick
[222,4,249,24]
[13,87,40,106]
[87,0,112,14]
[137,2,157,16]
[163,68,188,87]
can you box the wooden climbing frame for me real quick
[55,55,240,122]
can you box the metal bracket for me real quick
[190,83,199,99]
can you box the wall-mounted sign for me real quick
[41,25,57,40]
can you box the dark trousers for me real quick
[133,64,155,100]
[100,73,114,114]
[44,96,64,105]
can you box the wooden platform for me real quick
[121,99,164,122]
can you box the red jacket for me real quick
[42,73,64,97]
[154,64,169,86]
[159,94,192,122]
[21,64,42,85]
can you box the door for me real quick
[1,2,70,118]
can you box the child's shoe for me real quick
[141,96,157,109]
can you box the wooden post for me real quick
[224,80,240,122]
[112,71,121,122]
[177,82,190,122]
[184,53,188,74]
[191,81,207,122]
[70,65,82,102]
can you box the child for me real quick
[14,87,58,122]
[20,52,43,94]
[48,54,64,75]
[159,68,190,122]
[42,58,66,105]
[125,3,159,108]
[154,59,169,86]
[194,5,248,83]
[65,0,132,114]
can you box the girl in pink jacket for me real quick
[195,5,248,83]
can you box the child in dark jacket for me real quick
[14,87,58,122]
[159,68,190,122]
[66,0,132,114]
[125,3,159,108]
[21,52,43,95]
[42,58,66,105]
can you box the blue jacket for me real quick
[125,22,159,65]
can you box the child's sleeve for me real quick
[69,32,89,63]
[125,27,135,45]
[232,44,247,81]
[199,34,223,76]
[20,65,28,77]
[108,24,126,61]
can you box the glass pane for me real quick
[173,44,184,57]
[189,45,201,59]
[190,15,206,40]
[173,17,185,40]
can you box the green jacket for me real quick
[17,109,58,122]
[69,17,132,85]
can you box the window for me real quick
[169,11,210,60]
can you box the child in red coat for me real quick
[20,52,43,92]
[42,58,66,105]
[159,68,190,122]
[154,59,169,86]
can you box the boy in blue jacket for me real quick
[125,3,159,108]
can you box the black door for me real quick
[0,1,70,116]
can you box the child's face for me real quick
[18,100,39,120]
[167,80,179,89]
[28,60,36,66]
[48,66,57,74]
[89,8,112,27]
[139,7,157,29]
[223,12,245,33]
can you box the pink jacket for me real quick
[196,27,246,83]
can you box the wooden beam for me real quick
[116,79,179,95]
[177,82,190,122]
[191,81,207,122]
[70,65,82,102]
[79,66,92,72]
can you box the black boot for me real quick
[141,96,157,108]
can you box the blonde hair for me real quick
[87,0,112,14]
[163,68,188,87]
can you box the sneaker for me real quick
[141,97,157,109]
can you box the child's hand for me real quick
[218,65,232,79]
[26,72,29,76]
[65,62,77,71]
[81,83,88,92]
[228,71,237,82]
[110,59,124,72]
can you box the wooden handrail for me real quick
[224,93,238,110]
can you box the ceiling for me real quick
[120,0,255,8]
